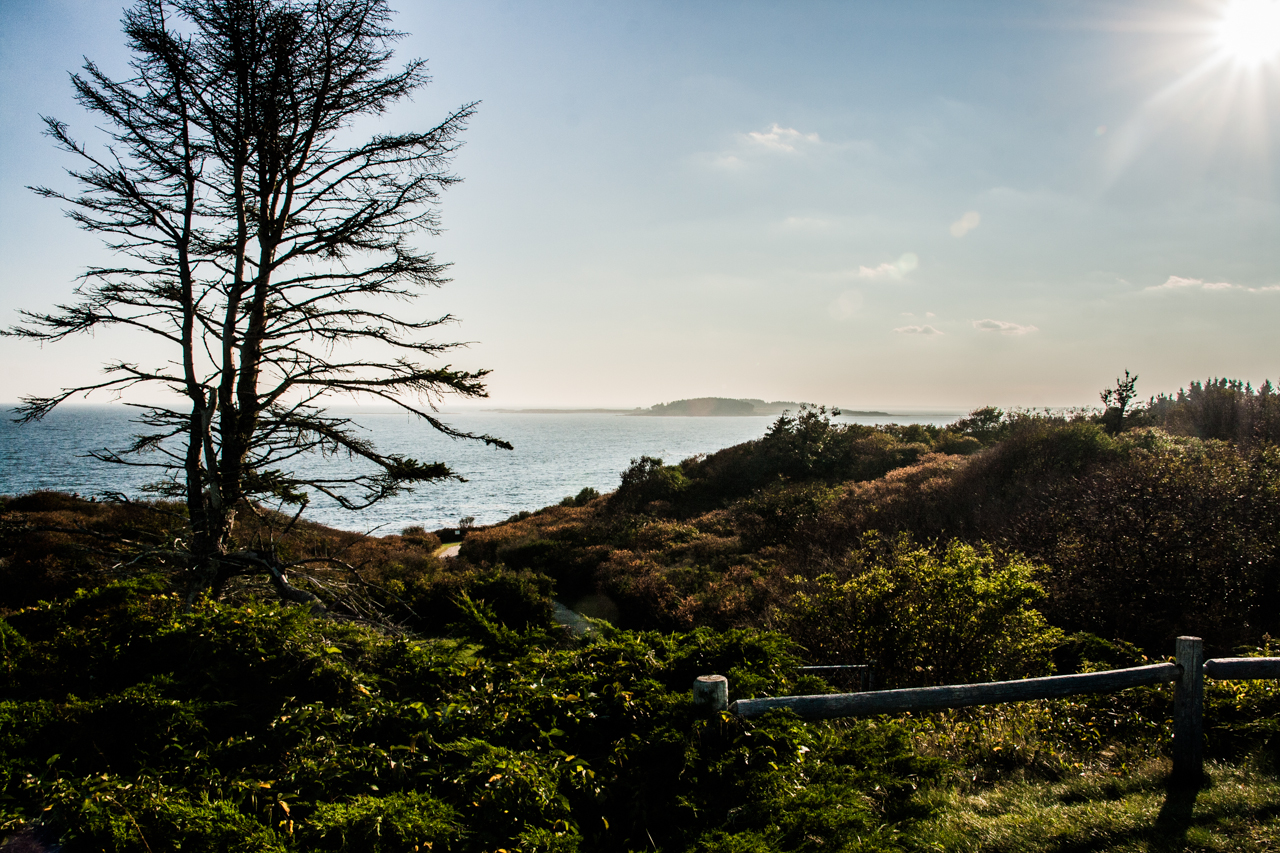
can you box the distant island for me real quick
[487,408,642,414]
[483,398,896,417]
[630,397,890,417]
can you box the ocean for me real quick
[0,406,958,533]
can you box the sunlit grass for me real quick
[914,759,1280,852]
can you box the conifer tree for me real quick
[7,0,508,601]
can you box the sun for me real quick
[1216,0,1280,64]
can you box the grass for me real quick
[914,760,1280,852]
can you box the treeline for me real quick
[1133,377,1280,446]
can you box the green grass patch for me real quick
[914,760,1280,852]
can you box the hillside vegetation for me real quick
[472,388,1280,665]
[5,378,1280,850]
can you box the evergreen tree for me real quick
[7,0,508,601]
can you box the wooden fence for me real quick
[693,637,1280,783]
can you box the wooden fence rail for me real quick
[695,637,1277,783]
[1203,658,1280,679]
[732,662,1180,719]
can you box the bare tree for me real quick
[6,0,508,602]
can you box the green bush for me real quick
[946,406,1008,446]
[1024,433,1280,653]
[301,791,462,852]
[0,579,942,853]
[560,487,601,508]
[611,456,690,512]
[72,789,286,853]
[781,535,1062,687]
[733,482,841,550]
[933,430,982,455]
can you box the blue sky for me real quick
[2,0,1278,411]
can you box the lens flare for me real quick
[1217,0,1280,64]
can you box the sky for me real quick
[1,0,1278,412]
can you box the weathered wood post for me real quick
[693,675,729,712]
[1172,636,1204,785]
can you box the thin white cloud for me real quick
[781,216,831,231]
[859,262,900,278]
[828,290,864,320]
[973,318,1038,335]
[950,210,981,237]
[857,252,919,280]
[895,324,942,335]
[1146,275,1231,291]
[705,124,824,172]
[745,123,821,152]
[1144,275,1280,293]
[711,153,745,170]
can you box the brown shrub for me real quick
[671,561,790,632]
[594,550,681,629]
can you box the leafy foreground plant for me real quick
[0,578,942,852]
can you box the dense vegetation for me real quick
[1,576,951,852]
[472,388,1280,663]
[6,377,1280,849]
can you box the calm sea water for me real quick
[0,406,957,533]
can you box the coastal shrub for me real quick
[1200,638,1280,766]
[932,430,982,455]
[670,561,791,631]
[593,550,682,629]
[505,540,610,603]
[759,405,849,479]
[611,456,690,513]
[946,405,1009,446]
[663,410,937,515]
[0,578,942,853]
[396,526,441,550]
[430,415,1280,659]
[1017,434,1280,653]
[301,792,462,852]
[757,406,930,485]
[559,487,601,508]
[69,787,287,853]
[733,482,840,550]
[0,494,187,610]
[457,505,592,565]
[780,535,1061,687]
[381,565,558,644]
[793,454,972,559]
[914,420,1119,542]
[748,423,1280,658]
[756,422,1280,655]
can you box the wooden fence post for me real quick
[693,675,729,711]
[1172,636,1204,785]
